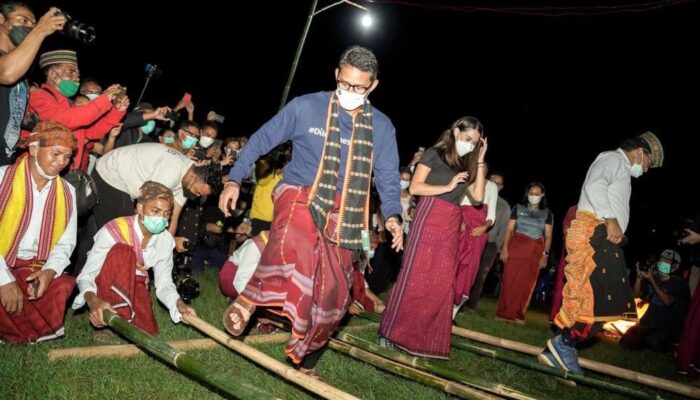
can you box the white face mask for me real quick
[455,140,475,157]
[85,93,99,101]
[199,136,215,149]
[630,150,644,178]
[34,155,58,180]
[336,88,366,111]
[400,180,410,190]
[528,195,542,205]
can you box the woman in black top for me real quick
[380,116,487,359]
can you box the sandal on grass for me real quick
[223,298,256,336]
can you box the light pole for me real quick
[279,0,372,110]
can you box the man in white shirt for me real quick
[73,181,196,336]
[540,132,663,375]
[91,142,212,252]
[0,122,77,343]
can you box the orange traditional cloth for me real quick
[22,121,76,149]
[555,211,638,332]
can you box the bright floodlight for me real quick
[361,14,373,28]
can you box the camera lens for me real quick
[61,13,96,44]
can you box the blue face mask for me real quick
[163,137,175,144]
[85,93,99,101]
[368,249,375,259]
[141,120,156,135]
[656,261,672,275]
[182,135,198,149]
[142,214,169,234]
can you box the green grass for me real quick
[0,269,695,399]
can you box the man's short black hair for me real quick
[338,46,378,80]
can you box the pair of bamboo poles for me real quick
[77,309,697,399]
[100,310,522,400]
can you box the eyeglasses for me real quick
[337,79,372,95]
[181,128,199,138]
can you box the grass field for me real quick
[1,268,696,399]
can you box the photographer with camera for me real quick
[27,50,127,171]
[0,4,65,165]
[620,249,689,353]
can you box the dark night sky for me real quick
[27,0,700,260]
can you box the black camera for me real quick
[673,217,699,243]
[55,11,95,44]
[172,268,200,303]
[164,110,180,123]
[637,254,658,272]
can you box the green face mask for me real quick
[141,120,156,134]
[58,80,79,98]
[164,137,175,144]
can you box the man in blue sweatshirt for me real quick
[219,46,402,377]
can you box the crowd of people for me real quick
[1,2,699,384]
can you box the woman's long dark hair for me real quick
[432,116,483,184]
[520,181,548,210]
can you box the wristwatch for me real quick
[386,214,403,225]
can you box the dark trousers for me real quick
[251,218,271,237]
[620,325,673,353]
[91,169,135,228]
[76,170,135,274]
[466,241,498,309]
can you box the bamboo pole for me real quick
[181,313,359,400]
[355,312,700,399]
[328,339,499,400]
[334,331,535,400]
[49,323,377,361]
[104,310,278,400]
[450,339,661,400]
[451,325,700,400]
[49,332,292,361]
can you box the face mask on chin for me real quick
[336,88,366,111]
[33,155,58,180]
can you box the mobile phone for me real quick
[194,149,206,160]
[242,217,252,227]
[183,92,192,104]
[212,113,225,123]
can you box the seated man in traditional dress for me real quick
[0,122,78,343]
[72,181,196,337]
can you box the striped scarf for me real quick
[0,154,72,266]
[308,94,373,250]
[104,215,146,270]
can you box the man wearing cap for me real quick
[0,5,66,165]
[621,249,689,353]
[539,132,664,374]
[0,121,77,343]
[27,49,127,171]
